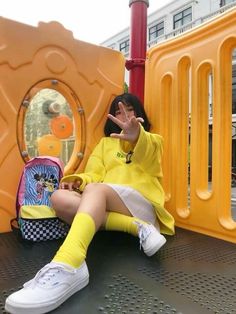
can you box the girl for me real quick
[5,93,175,314]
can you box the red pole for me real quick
[126,0,149,103]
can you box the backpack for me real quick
[14,156,69,242]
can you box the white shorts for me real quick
[105,183,159,229]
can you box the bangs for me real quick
[104,93,151,136]
[114,101,132,112]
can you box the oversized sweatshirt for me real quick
[61,126,175,235]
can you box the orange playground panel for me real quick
[0,17,125,232]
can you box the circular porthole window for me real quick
[17,80,85,173]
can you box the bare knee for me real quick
[51,190,67,211]
[51,189,81,218]
[83,183,108,195]
[79,183,109,225]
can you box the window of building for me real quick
[149,21,164,41]
[119,39,129,54]
[220,0,235,6]
[173,7,192,29]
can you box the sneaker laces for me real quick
[24,263,76,288]
[134,222,151,250]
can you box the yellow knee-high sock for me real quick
[53,212,95,268]
[105,212,147,237]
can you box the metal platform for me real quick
[0,228,236,314]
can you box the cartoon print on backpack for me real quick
[23,163,60,207]
[13,156,69,242]
[45,174,58,193]
[34,173,58,200]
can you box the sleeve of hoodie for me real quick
[121,125,164,178]
[60,138,106,191]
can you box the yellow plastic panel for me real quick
[145,8,236,243]
[0,18,125,232]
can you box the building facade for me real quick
[101,0,236,55]
[101,0,236,82]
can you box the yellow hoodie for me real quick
[61,126,175,235]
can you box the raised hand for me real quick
[108,102,144,143]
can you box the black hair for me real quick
[104,93,151,136]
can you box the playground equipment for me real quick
[0,17,125,233]
[145,6,236,243]
[126,0,149,102]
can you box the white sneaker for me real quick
[5,261,89,314]
[136,222,166,256]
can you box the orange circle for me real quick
[50,115,73,139]
[37,134,62,157]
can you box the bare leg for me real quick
[53,183,132,267]
[51,189,81,224]
[51,184,132,226]
[76,183,132,230]
[51,185,149,237]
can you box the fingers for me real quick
[73,179,82,190]
[110,133,125,139]
[60,179,81,191]
[110,133,133,142]
[60,181,74,190]
[108,112,143,127]
[107,102,129,127]
[107,113,124,128]
[136,117,144,123]
[118,102,129,119]
[130,116,140,125]
[110,132,138,143]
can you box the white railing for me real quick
[201,1,236,22]
[147,1,236,48]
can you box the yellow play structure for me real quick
[145,7,236,243]
[0,8,236,244]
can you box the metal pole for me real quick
[126,0,149,103]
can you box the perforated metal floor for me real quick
[1,228,236,314]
